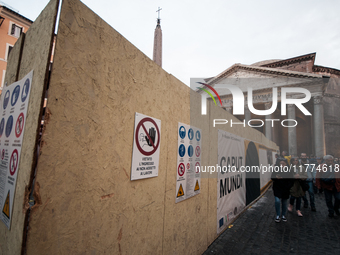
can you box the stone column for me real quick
[287,104,297,156]
[313,96,326,157]
[244,105,251,124]
[264,102,272,141]
[271,109,279,145]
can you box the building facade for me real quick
[0,5,32,91]
[204,53,340,157]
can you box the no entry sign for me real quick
[131,113,161,181]
[135,117,160,156]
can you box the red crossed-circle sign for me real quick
[135,117,160,156]
[195,162,200,173]
[178,163,185,176]
[10,149,19,176]
[15,113,25,138]
[195,146,201,157]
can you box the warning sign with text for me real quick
[176,123,201,203]
[0,70,33,229]
[131,113,161,180]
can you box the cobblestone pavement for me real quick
[203,187,340,255]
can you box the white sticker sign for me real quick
[176,123,201,203]
[0,70,33,229]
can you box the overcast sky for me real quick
[5,0,340,85]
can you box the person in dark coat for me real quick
[271,158,294,223]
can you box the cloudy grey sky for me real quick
[5,0,340,85]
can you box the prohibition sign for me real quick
[195,146,201,157]
[135,117,160,156]
[10,149,18,176]
[15,113,25,138]
[178,163,185,177]
[195,162,200,173]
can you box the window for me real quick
[10,23,23,38]
[7,46,13,59]
[5,44,13,61]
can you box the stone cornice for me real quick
[206,64,323,87]
[260,53,316,68]
[313,65,340,76]
[0,5,33,27]
[324,93,340,99]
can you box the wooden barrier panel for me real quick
[22,0,278,254]
[0,0,59,254]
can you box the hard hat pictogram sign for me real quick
[15,113,25,138]
[178,163,185,177]
[194,180,200,191]
[135,117,160,156]
[10,149,19,176]
[177,184,184,197]
[2,190,10,219]
[179,126,186,139]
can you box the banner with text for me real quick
[217,130,246,234]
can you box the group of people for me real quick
[272,152,340,222]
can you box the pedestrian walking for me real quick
[316,155,340,218]
[271,158,293,222]
[301,153,316,211]
[288,157,308,217]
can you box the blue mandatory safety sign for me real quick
[179,144,185,157]
[21,79,30,102]
[188,145,194,157]
[196,130,201,141]
[11,85,20,107]
[5,115,13,138]
[188,128,194,140]
[3,90,10,110]
[0,118,4,137]
[179,126,186,139]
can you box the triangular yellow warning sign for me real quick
[194,180,200,191]
[177,184,184,198]
[2,190,10,219]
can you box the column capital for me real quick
[225,107,232,113]
[313,95,323,105]
[287,104,295,110]
[264,102,272,110]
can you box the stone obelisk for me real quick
[153,7,162,67]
